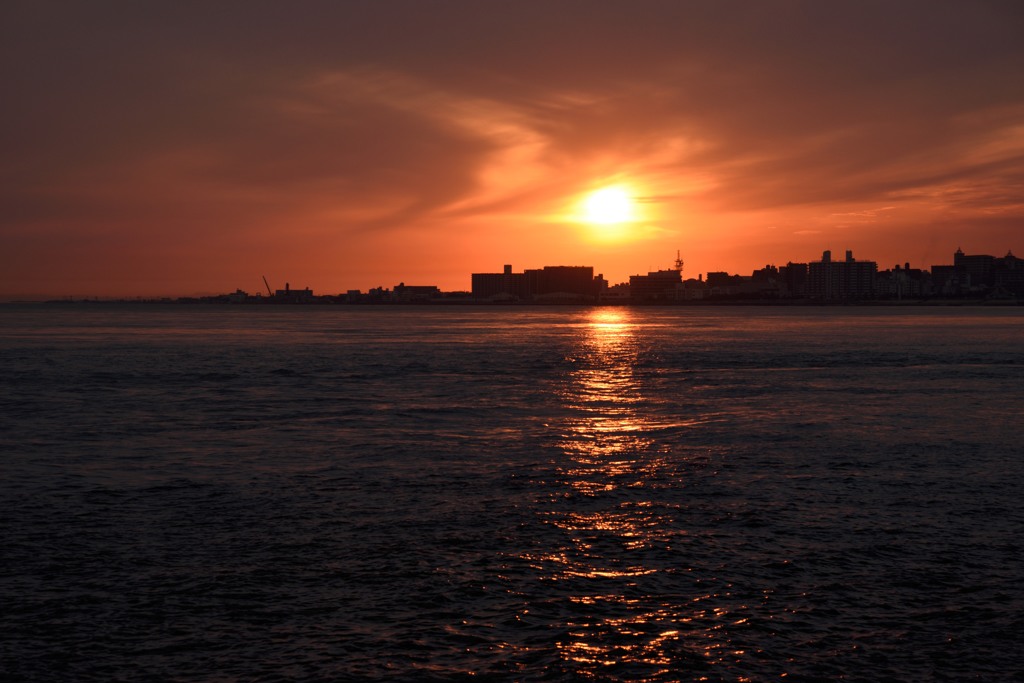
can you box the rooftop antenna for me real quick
[262,276,273,296]
[674,250,684,274]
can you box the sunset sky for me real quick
[3,1,1023,298]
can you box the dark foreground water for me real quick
[2,304,1023,682]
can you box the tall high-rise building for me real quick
[806,250,877,300]
[954,247,996,288]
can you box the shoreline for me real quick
[7,297,1021,308]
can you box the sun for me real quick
[582,186,635,225]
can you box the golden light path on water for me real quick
[521,308,742,680]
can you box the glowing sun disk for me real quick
[583,187,634,225]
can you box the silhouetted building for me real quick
[938,247,1023,297]
[779,262,808,298]
[393,283,441,302]
[602,282,632,302]
[704,271,743,288]
[878,262,927,299]
[747,265,784,298]
[274,282,314,302]
[629,269,682,301]
[930,264,959,295]
[954,248,995,289]
[806,250,877,300]
[681,276,707,300]
[994,250,1024,297]
[530,266,596,300]
[703,271,746,298]
[703,270,779,299]
[930,247,1015,296]
[472,264,524,301]
[471,264,598,301]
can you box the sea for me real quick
[2,304,1022,682]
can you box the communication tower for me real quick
[674,250,684,275]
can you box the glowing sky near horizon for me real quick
[2,1,1023,297]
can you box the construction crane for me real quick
[262,276,273,296]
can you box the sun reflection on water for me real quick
[528,308,726,679]
[557,308,656,489]
[503,309,750,679]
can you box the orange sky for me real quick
[2,1,1023,298]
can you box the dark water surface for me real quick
[2,305,1023,681]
